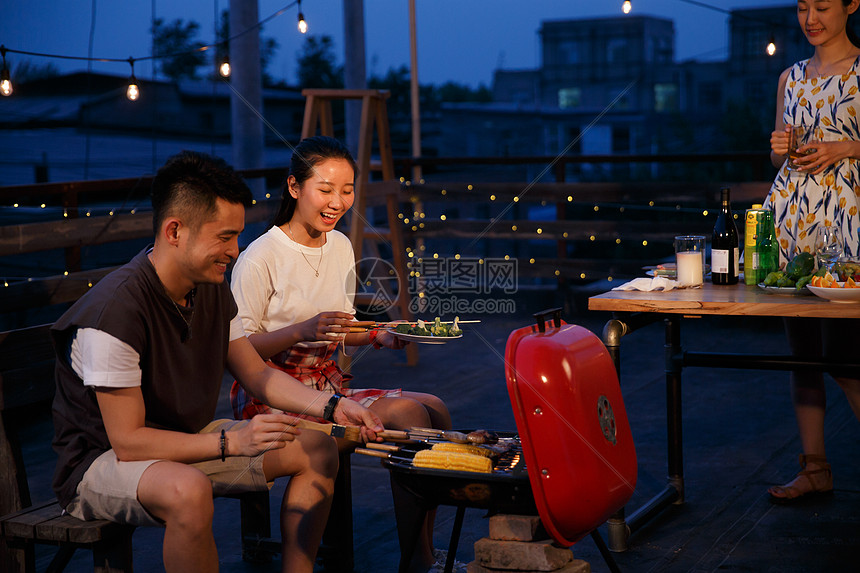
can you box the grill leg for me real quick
[590,529,623,573]
[444,506,467,573]
[392,475,430,573]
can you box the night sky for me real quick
[2,0,797,87]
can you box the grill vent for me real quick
[597,395,618,445]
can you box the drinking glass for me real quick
[787,125,812,171]
[674,235,706,287]
[815,225,843,272]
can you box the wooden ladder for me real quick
[300,89,417,366]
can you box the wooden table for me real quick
[587,282,860,551]
[589,281,860,319]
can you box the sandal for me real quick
[768,454,833,503]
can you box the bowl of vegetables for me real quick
[758,252,815,294]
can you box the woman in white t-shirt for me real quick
[229,136,450,572]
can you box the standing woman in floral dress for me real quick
[764,0,860,502]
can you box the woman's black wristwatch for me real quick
[323,393,344,422]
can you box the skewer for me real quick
[407,427,499,444]
[354,448,414,463]
[352,319,482,328]
[377,429,411,441]
[363,442,402,452]
[372,427,499,444]
[406,428,474,444]
[292,420,435,445]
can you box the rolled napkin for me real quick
[612,276,679,292]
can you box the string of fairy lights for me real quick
[622,0,789,56]
[0,181,741,286]
[1,0,793,99]
[0,0,308,98]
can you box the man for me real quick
[51,150,382,573]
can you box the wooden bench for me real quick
[0,324,136,572]
[0,322,356,572]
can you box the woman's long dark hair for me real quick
[271,136,358,227]
[844,0,860,47]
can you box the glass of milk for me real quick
[674,235,706,288]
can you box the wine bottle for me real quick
[711,187,739,285]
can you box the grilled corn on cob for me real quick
[431,442,494,458]
[412,449,492,473]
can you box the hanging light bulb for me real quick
[766,34,776,56]
[622,0,632,14]
[297,0,308,34]
[0,68,11,97]
[219,55,231,78]
[0,46,12,97]
[126,58,139,101]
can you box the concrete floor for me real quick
[21,287,860,572]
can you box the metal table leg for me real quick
[601,312,860,553]
[603,314,682,552]
[664,316,685,502]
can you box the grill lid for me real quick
[505,308,637,546]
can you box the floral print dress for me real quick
[764,57,860,266]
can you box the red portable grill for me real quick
[380,309,638,573]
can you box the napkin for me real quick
[612,276,679,292]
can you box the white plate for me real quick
[807,283,860,303]
[389,331,464,345]
[757,283,812,296]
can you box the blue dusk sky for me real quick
[2,1,799,87]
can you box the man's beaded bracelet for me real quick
[220,429,227,462]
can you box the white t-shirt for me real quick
[230,226,357,345]
[70,317,246,388]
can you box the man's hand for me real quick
[332,398,384,443]
[230,413,302,456]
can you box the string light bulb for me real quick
[766,34,776,56]
[297,0,308,33]
[219,55,231,78]
[0,46,12,97]
[622,1,632,14]
[126,58,139,101]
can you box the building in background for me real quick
[437,5,807,180]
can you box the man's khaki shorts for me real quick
[65,419,268,527]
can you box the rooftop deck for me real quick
[20,288,860,572]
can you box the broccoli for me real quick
[392,317,462,337]
[395,323,412,334]
[785,252,814,280]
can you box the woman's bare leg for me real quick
[370,395,451,571]
[263,428,340,573]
